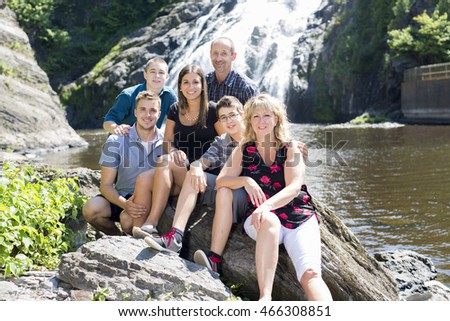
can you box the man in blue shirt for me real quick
[207,37,259,105]
[83,91,164,235]
[103,57,177,136]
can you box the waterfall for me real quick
[166,0,322,103]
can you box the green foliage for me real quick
[349,112,390,124]
[92,287,111,301]
[390,0,412,30]
[0,163,87,277]
[6,0,181,88]
[388,8,450,64]
[437,0,450,16]
[312,0,393,121]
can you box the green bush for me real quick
[388,9,450,64]
[6,0,181,88]
[349,112,390,124]
[0,163,86,277]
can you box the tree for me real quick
[388,9,450,64]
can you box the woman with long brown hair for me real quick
[129,64,224,238]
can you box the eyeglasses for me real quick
[218,113,240,122]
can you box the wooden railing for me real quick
[404,62,450,81]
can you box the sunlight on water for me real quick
[288,123,450,286]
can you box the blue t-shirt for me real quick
[104,81,177,128]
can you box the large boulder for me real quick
[375,250,450,301]
[0,5,86,153]
[58,236,232,301]
[4,164,449,301]
[156,197,399,301]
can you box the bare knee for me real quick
[261,212,281,229]
[156,154,170,167]
[120,212,133,234]
[300,268,322,285]
[216,186,232,200]
[82,197,103,222]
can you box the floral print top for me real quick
[241,142,316,229]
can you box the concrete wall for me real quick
[402,73,450,123]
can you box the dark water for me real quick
[40,124,450,286]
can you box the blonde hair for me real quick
[242,93,290,149]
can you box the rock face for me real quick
[156,197,399,301]
[287,0,339,122]
[375,250,450,301]
[58,236,232,301]
[0,5,85,153]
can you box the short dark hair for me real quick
[216,95,243,117]
[144,57,168,72]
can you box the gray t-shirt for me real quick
[201,133,238,175]
[99,124,164,196]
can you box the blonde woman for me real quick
[216,93,332,301]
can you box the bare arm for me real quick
[99,166,146,217]
[216,145,266,207]
[163,118,186,167]
[99,166,127,209]
[250,142,305,230]
[163,119,176,154]
[103,120,131,136]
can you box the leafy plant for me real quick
[92,287,111,301]
[6,0,182,89]
[0,163,87,277]
[349,112,390,124]
[388,9,450,64]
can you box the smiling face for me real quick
[180,72,202,101]
[210,38,236,77]
[143,61,169,94]
[134,98,161,131]
[250,107,278,138]
[218,106,243,137]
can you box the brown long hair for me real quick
[177,64,209,128]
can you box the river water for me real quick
[39,123,450,285]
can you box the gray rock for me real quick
[58,236,233,301]
[5,164,400,301]
[0,5,86,153]
[0,281,19,299]
[156,196,399,301]
[374,250,450,301]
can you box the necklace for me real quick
[184,111,199,122]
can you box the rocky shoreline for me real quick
[0,164,449,301]
[1,247,448,301]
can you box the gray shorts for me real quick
[199,172,248,223]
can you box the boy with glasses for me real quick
[144,96,247,261]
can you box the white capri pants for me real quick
[243,214,322,281]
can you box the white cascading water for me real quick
[166,0,322,103]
